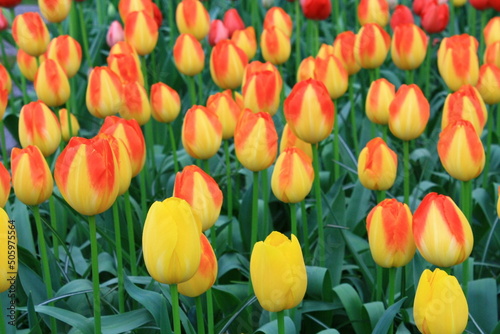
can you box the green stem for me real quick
[290,202,297,236]
[141,56,150,92]
[187,75,197,106]
[313,20,319,56]
[112,202,125,313]
[124,191,138,277]
[167,0,176,48]
[168,123,179,173]
[224,140,233,220]
[479,11,487,57]
[0,302,5,334]
[195,296,206,334]
[57,22,64,36]
[78,2,92,68]
[196,74,203,105]
[300,201,311,263]
[262,168,269,238]
[295,0,301,73]
[88,215,102,334]
[151,49,158,83]
[96,0,105,26]
[388,267,396,333]
[312,144,325,267]
[49,196,60,262]
[348,77,359,155]
[403,141,410,205]
[354,0,360,29]
[0,121,8,167]
[376,190,386,203]
[170,284,181,334]
[449,0,455,35]
[468,5,476,38]
[20,73,29,105]
[483,107,493,189]
[250,171,259,252]
[333,108,340,180]
[406,70,414,85]
[462,258,469,298]
[497,103,500,142]
[206,288,214,334]
[424,41,431,99]
[376,265,382,301]
[139,167,148,223]
[332,0,341,33]
[277,310,285,334]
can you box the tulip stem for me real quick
[124,191,138,277]
[262,168,270,237]
[424,41,431,99]
[195,296,206,334]
[139,167,148,223]
[482,107,493,189]
[312,144,325,267]
[88,215,102,334]
[168,123,179,173]
[376,265,382,301]
[250,171,259,253]
[20,74,29,105]
[300,201,311,263]
[112,202,125,313]
[332,0,342,33]
[196,74,203,105]
[403,141,410,205]
[49,196,60,263]
[376,190,386,204]
[0,120,8,167]
[0,302,5,334]
[78,2,92,69]
[497,103,500,142]
[187,76,197,106]
[460,179,472,297]
[170,284,181,334]
[207,288,214,334]
[348,77,359,156]
[333,106,340,180]
[295,0,301,73]
[33,206,57,334]
[277,310,285,334]
[290,202,297,237]
[479,11,488,57]
[406,70,414,85]
[224,140,233,248]
[388,267,396,333]
[96,0,105,26]
[167,0,176,48]
[449,1,455,35]
[468,6,476,38]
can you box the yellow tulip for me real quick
[0,208,16,293]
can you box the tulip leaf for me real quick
[7,198,35,253]
[466,278,498,334]
[361,301,385,331]
[27,292,42,334]
[332,283,371,334]
[395,323,411,333]
[316,330,340,334]
[34,305,93,334]
[306,266,332,301]
[255,316,296,334]
[371,297,407,334]
[101,309,154,334]
[345,180,372,230]
[218,251,250,279]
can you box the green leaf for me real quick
[101,309,154,334]
[467,278,498,334]
[345,180,372,230]
[332,283,370,334]
[316,330,341,334]
[306,266,332,300]
[371,297,407,334]
[34,305,93,334]
[255,316,296,334]
[27,292,42,334]
[361,301,385,331]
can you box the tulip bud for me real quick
[365,78,395,125]
[441,85,487,135]
[182,105,223,160]
[314,55,348,100]
[279,123,313,159]
[120,81,151,126]
[12,12,50,57]
[106,20,125,48]
[108,53,145,86]
[260,26,291,65]
[34,59,70,107]
[484,17,500,47]
[178,234,217,297]
[284,79,335,144]
[250,232,307,312]
[118,0,153,23]
[316,43,335,59]
[173,165,223,231]
[391,24,428,71]
[243,68,282,116]
[150,82,181,123]
[210,40,248,90]
[413,192,473,267]
[484,41,500,68]
[0,163,10,208]
[54,136,119,216]
[109,41,141,65]
[333,31,361,75]
[16,49,39,82]
[388,84,430,141]
[296,56,316,82]
[300,0,331,20]
[11,145,53,206]
[151,2,162,27]
[0,64,10,94]
[18,101,62,157]
[234,109,278,171]
[231,27,257,60]
[0,209,16,293]
[358,0,389,27]
[358,137,397,191]
[0,0,21,8]
[242,60,278,85]
[354,23,391,69]
[419,0,449,34]
[223,8,245,37]
[143,197,201,284]
[263,7,293,37]
[206,91,241,139]
[414,268,468,334]
[173,33,205,77]
[366,199,415,267]
[390,5,414,30]
[124,10,158,56]
[469,0,490,10]
[99,116,146,177]
[86,67,124,118]
[59,108,80,141]
[476,64,500,105]
[176,0,210,41]
[0,10,8,31]
[208,20,229,47]
[437,34,479,92]
[39,0,71,23]
[46,35,83,78]
[0,89,7,120]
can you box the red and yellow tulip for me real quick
[358,138,398,191]
[182,106,223,160]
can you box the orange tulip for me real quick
[476,64,500,105]
[34,59,70,107]
[333,31,361,76]
[0,89,6,120]
[39,0,71,23]
[86,67,124,118]
[260,26,291,65]
[118,0,153,23]
[391,23,428,70]
[150,82,181,123]
[263,6,293,37]
[173,33,205,77]
[279,123,313,159]
[242,67,282,116]
[210,40,248,90]
[358,137,398,191]
[206,91,241,139]
[16,49,39,82]
[296,56,316,82]
[182,105,223,160]
[109,41,141,69]
[12,12,50,57]
[483,16,500,47]
[314,55,348,100]
[59,108,80,141]
[120,81,151,125]
[176,0,210,41]
[484,41,500,69]
[441,85,487,135]
[358,0,389,27]
[316,43,335,59]
[108,53,144,86]
[46,35,82,78]
[365,78,395,125]
[0,64,10,94]
[124,10,158,56]
[354,23,391,69]
[0,163,10,208]
[231,27,257,60]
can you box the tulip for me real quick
[365,78,395,125]
[279,123,313,159]
[45,35,83,78]
[173,165,223,231]
[0,163,10,208]
[86,67,124,118]
[143,197,201,284]
[366,199,415,267]
[206,91,241,139]
[18,101,61,157]
[124,10,158,56]
[358,0,389,27]
[39,0,71,23]
[332,31,361,76]
[208,20,229,47]
[150,82,181,123]
[391,24,428,71]
[120,81,151,126]
[314,55,348,100]
[358,138,398,191]
[182,106,223,160]
[300,0,331,20]
[0,0,21,7]
[316,43,335,59]
[34,59,70,107]
[419,0,449,34]
[0,208,16,293]
[176,0,210,41]
[118,0,153,23]
[11,145,53,206]
[108,53,145,86]
[233,90,244,110]
[99,116,146,177]
[0,64,10,94]
[284,79,335,144]
[234,109,278,172]
[223,8,245,37]
[484,17,500,47]
[59,108,80,141]
[414,268,468,334]
[210,40,248,90]
[296,56,316,82]
[54,136,119,216]
[250,231,307,312]
[173,33,205,77]
[260,26,291,66]
[476,64,500,105]
[470,0,490,9]
[413,192,473,267]
[263,6,293,37]
[242,60,278,85]
[484,41,500,68]
[354,23,391,69]
[106,20,125,48]
[231,27,257,60]
[151,2,162,28]
[17,49,39,82]
[243,68,282,116]
[0,10,8,31]
[388,84,430,141]
[12,12,50,57]
[178,234,217,297]
[441,85,487,135]
[109,41,141,67]
[437,34,479,92]
[0,89,7,120]
[390,5,414,30]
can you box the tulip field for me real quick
[1,0,500,333]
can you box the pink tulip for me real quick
[106,20,125,48]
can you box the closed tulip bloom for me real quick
[223,8,245,38]
[414,269,468,334]
[124,10,158,56]
[150,82,181,123]
[39,0,71,23]
[0,163,10,208]
[413,192,473,267]
[210,40,248,90]
[18,101,61,157]
[106,20,125,48]
[469,0,490,10]
[280,124,313,159]
[390,5,414,30]
[284,79,335,144]
[231,27,257,60]
[55,136,119,216]
[118,0,153,23]
[0,64,11,95]
[314,55,348,100]
[208,20,229,47]
[0,209,16,293]
[366,78,395,125]
[437,34,479,92]
[243,70,282,116]
[59,108,80,141]
[11,145,53,206]
[86,67,124,118]
[120,82,151,125]
[16,49,39,82]
[420,0,449,34]
[366,199,415,267]
[250,232,307,312]
[333,31,361,75]
[354,23,391,69]
[358,0,389,27]
[34,59,70,107]
[109,41,141,68]
[388,84,429,141]
[12,12,50,57]
[176,0,210,41]
[178,234,217,297]
[174,33,205,76]
[46,35,82,78]
[206,91,241,139]
[143,197,201,284]
[0,10,7,31]
[391,24,428,70]
[99,116,146,177]
[438,120,485,181]
[484,17,500,47]
[484,41,500,68]
[316,43,335,59]
[242,60,278,85]
[260,26,291,65]
[441,85,487,135]
[108,53,145,86]
[182,106,223,160]
[296,56,316,82]
[0,0,21,7]
[173,165,223,231]
[234,109,278,171]
[300,0,331,20]
[476,64,500,105]
[0,89,6,120]
[263,7,293,37]
[358,137,397,191]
